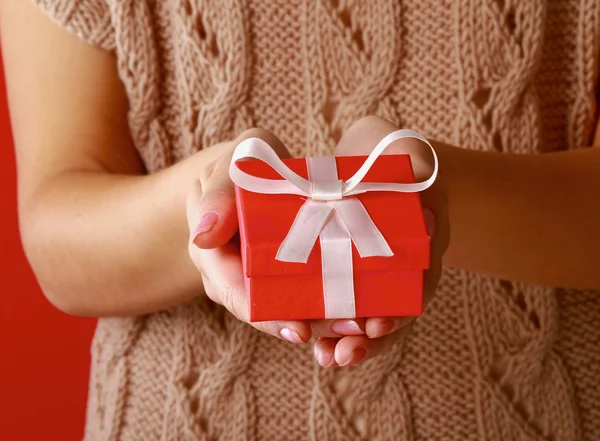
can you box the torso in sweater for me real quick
[33,0,600,440]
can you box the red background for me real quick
[0,53,96,440]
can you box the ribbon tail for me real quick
[330,199,393,258]
[276,201,334,263]
[320,214,356,319]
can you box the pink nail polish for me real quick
[192,212,218,240]
[316,348,329,367]
[280,328,304,344]
[331,320,364,336]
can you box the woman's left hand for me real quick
[312,116,450,367]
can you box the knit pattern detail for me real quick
[30,0,600,440]
[31,0,114,51]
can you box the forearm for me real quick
[19,150,211,317]
[437,142,600,289]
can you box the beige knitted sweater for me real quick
[33,1,600,440]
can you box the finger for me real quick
[420,197,450,311]
[192,145,239,250]
[198,242,312,343]
[335,116,399,156]
[313,337,339,368]
[186,177,205,238]
[421,204,442,310]
[187,180,215,281]
[364,316,414,339]
[334,322,416,367]
[310,318,366,338]
[423,206,436,238]
[236,127,292,159]
[192,129,291,250]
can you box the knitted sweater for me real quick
[33,1,600,440]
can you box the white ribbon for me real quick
[230,129,438,319]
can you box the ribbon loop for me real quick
[344,129,438,194]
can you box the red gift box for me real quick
[233,146,431,322]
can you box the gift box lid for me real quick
[235,154,430,278]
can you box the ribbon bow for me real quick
[230,129,438,319]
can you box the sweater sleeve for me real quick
[30,0,114,52]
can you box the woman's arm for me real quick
[437,141,600,290]
[1,0,212,316]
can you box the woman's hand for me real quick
[312,116,450,367]
[187,119,449,364]
[186,129,373,345]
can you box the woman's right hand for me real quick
[186,129,308,343]
[187,129,371,346]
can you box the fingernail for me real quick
[192,212,218,243]
[314,342,336,368]
[331,320,364,336]
[315,346,329,367]
[280,328,304,344]
[340,348,367,366]
[377,319,396,337]
[423,207,435,237]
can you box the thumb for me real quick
[189,144,239,250]
[189,128,291,250]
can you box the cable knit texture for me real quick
[32,1,600,440]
